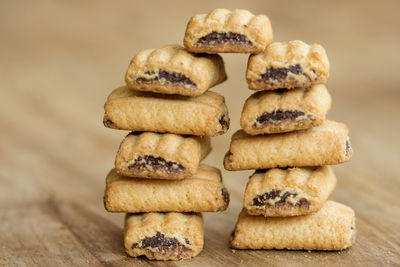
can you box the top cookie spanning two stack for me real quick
[184,8,273,54]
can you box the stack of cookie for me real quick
[226,40,356,251]
[101,6,356,260]
[102,44,231,260]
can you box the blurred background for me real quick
[1,0,399,265]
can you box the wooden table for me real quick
[1,0,399,266]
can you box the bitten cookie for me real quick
[230,201,356,250]
[125,44,227,96]
[224,120,353,170]
[247,40,329,90]
[124,212,203,260]
[115,132,211,180]
[184,8,273,54]
[244,166,336,217]
[103,86,229,136]
[104,164,229,213]
[240,85,331,135]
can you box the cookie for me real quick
[125,44,227,96]
[103,86,229,136]
[244,166,336,217]
[104,164,229,213]
[184,8,273,54]
[240,85,331,135]
[230,201,356,250]
[247,40,329,90]
[124,212,203,260]
[224,120,353,170]
[115,132,211,180]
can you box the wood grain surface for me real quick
[1,0,399,266]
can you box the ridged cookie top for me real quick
[107,86,226,110]
[118,132,210,160]
[126,212,202,233]
[127,44,223,72]
[247,40,329,78]
[125,44,226,91]
[184,9,273,47]
[115,132,211,174]
[249,166,334,196]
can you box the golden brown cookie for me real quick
[104,164,229,213]
[115,132,211,180]
[230,201,356,250]
[240,85,331,135]
[184,8,273,53]
[244,166,336,217]
[103,86,229,136]
[247,40,329,90]
[224,120,353,170]
[124,212,203,260]
[125,44,227,96]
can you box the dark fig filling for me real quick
[132,232,191,253]
[254,167,290,174]
[103,118,114,127]
[221,187,230,205]
[128,155,186,174]
[259,64,306,81]
[136,71,196,88]
[196,32,252,46]
[253,110,307,128]
[127,131,143,136]
[252,189,310,208]
[219,113,230,129]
